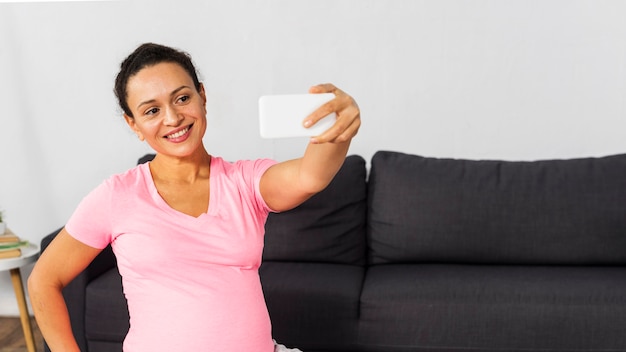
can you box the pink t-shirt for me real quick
[66,156,277,352]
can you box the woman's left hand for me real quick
[304,83,361,144]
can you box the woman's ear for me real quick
[124,114,145,141]
[199,83,207,106]
[198,83,207,114]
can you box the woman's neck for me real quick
[149,150,211,185]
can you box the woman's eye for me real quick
[145,107,159,116]
[177,95,190,104]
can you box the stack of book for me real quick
[0,229,29,259]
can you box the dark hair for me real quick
[114,43,202,118]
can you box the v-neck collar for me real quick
[141,158,218,220]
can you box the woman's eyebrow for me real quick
[170,85,191,97]
[136,85,191,110]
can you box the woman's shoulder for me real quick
[212,156,277,177]
[102,163,150,191]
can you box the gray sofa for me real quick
[42,151,626,351]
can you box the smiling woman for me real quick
[27,42,360,352]
[123,62,208,159]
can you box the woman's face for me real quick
[124,62,207,158]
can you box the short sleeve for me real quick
[230,158,277,213]
[65,180,114,249]
[251,158,278,213]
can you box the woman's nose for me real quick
[163,107,183,126]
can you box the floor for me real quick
[0,317,44,352]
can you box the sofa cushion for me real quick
[359,264,626,351]
[260,262,364,351]
[263,155,367,265]
[368,151,626,265]
[85,268,129,345]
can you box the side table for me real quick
[0,241,40,352]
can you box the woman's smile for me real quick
[165,124,194,143]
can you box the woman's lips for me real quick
[164,124,193,143]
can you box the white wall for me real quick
[1,0,625,315]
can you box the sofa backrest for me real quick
[263,155,368,265]
[367,150,626,265]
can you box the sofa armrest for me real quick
[41,227,117,352]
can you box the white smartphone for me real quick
[259,93,336,138]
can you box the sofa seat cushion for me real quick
[260,262,365,351]
[359,264,626,352]
[85,268,129,344]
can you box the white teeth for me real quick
[167,126,189,139]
